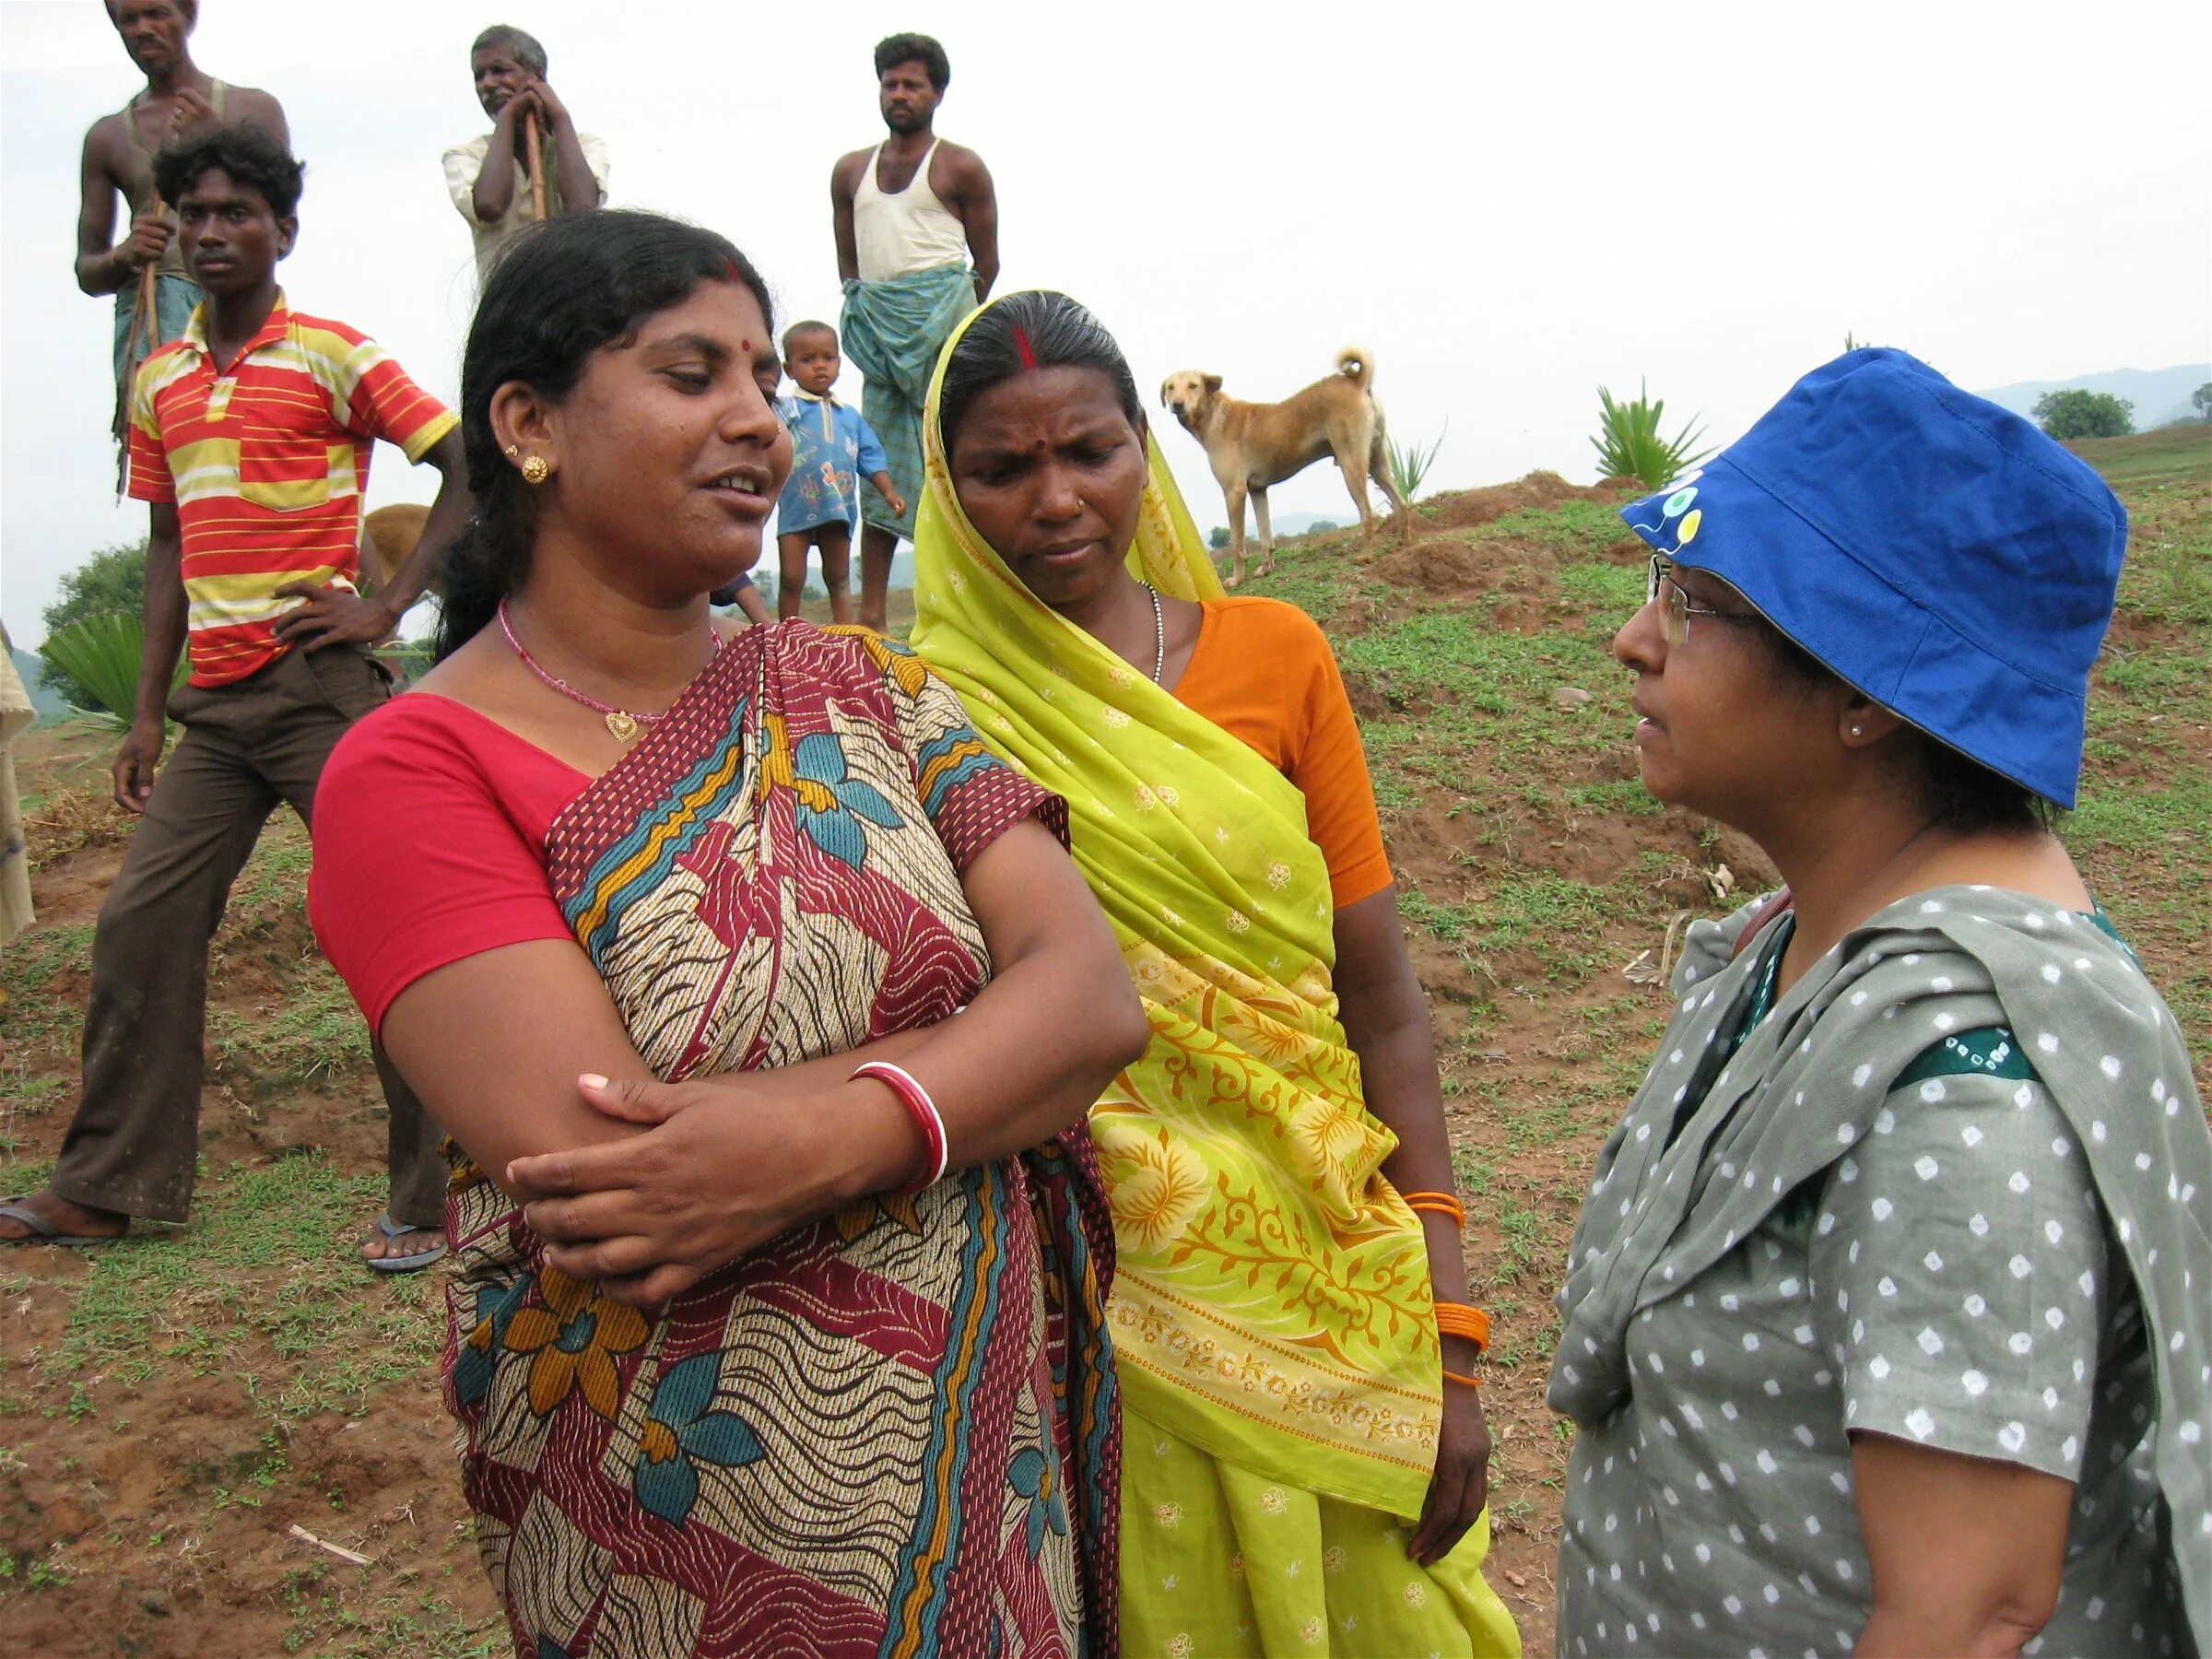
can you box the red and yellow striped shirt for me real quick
[127,293,457,687]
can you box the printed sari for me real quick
[911,298,1519,1656]
[440,621,1118,1657]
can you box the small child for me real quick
[704,352,787,626]
[773,321,904,625]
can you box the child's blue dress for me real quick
[777,393,890,535]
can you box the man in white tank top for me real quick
[830,32,998,631]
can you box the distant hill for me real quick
[1974,364,2208,431]
[11,646,70,722]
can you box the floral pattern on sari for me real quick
[438,622,1116,1658]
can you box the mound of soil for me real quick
[1369,538,1488,594]
[1420,469,1638,533]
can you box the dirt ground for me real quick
[3,432,2206,1655]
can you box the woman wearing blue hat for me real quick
[1548,348,2209,1657]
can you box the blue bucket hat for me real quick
[1618,347,2127,808]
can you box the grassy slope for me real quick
[1,431,2205,1653]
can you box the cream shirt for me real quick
[441,130,609,287]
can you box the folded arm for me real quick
[383,816,1145,1303]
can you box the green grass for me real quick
[1470,499,1630,550]
[1557,561,1646,618]
[2067,421,2211,488]
[32,1151,435,1404]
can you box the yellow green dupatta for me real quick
[909,299,1443,1517]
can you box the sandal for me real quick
[0,1197,126,1248]
[363,1212,447,1275]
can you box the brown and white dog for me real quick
[1159,347,1415,586]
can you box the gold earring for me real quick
[522,455,551,486]
[504,444,520,458]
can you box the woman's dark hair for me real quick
[937,290,1146,455]
[154,123,303,218]
[433,210,774,661]
[874,31,949,89]
[1762,628,2058,833]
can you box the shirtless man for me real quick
[830,32,998,631]
[77,0,286,465]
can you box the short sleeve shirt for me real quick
[441,131,610,286]
[126,293,456,686]
[1557,979,2186,1655]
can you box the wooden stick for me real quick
[138,258,159,356]
[524,109,547,221]
[286,1523,372,1568]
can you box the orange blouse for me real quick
[1171,596,1394,910]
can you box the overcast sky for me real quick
[5,0,2207,647]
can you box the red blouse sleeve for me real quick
[308,696,582,1035]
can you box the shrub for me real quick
[1591,382,1712,490]
[2032,389,2133,441]
[40,539,149,708]
[1208,526,1230,550]
[1386,424,1448,500]
[38,613,181,730]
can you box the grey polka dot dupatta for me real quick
[1548,885,2211,1645]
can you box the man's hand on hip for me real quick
[271,582,404,652]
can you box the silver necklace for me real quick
[1140,582,1165,684]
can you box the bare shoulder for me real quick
[830,147,873,193]
[228,84,288,136]
[935,140,993,184]
[82,108,127,165]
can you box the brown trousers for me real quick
[50,642,445,1228]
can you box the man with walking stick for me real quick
[76,0,287,483]
[442,24,607,289]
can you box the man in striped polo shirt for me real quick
[1,126,470,1271]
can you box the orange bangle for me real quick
[1442,1368,1482,1388]
[1434,1300,1491,1353]
[1402,1190,1465,1227]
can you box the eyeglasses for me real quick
[1645,556,1760,646]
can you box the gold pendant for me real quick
[605,711,641,744]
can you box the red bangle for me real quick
[1442,1368,1482,1389]
[851,1062,947,1194]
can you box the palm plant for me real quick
[1386,421,1448,500]
[1591,382,1712,490]
[38,613,181,731]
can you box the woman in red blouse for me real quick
[309,212,1144,1657]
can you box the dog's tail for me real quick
[1335,346,1376,391]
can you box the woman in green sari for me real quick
[912,291,1520,1656]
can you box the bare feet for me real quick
[0,1191,129,1244]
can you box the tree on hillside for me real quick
[40,538,147,709]
[2031,389,2134,441]
[2193,382,2211,421]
